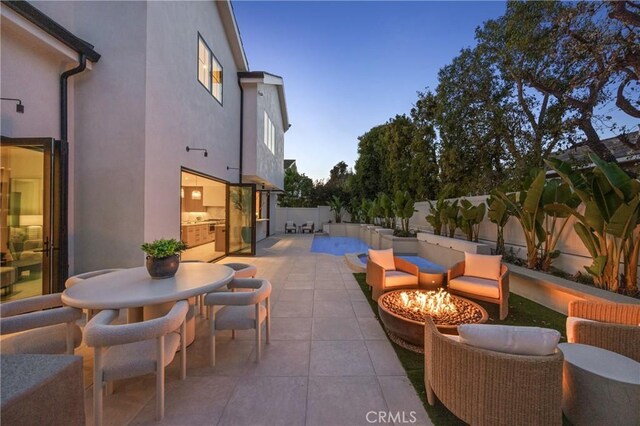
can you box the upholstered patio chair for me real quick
[366,249,419,301]
[566,300,640,362]
[285,221,297,233]
[0,293,82,355]
[424,318,563,426]
[83,300,189,426]
[65,269,123,320]
[204,278,271,366]
[301,221,315,233]
[448,252,509,320]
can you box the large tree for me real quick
[353,125,390,200]
[279,166,314,207]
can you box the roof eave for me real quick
[216,0,248,72]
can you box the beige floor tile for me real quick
[352,300,376,318]
[283,280,315,290]
[272,299,314,318]
[312,299,355,318]
[365,340,405,376]
[279,289,315,302]
[246,340,310,376]
[377,376,431,425]
[309,340,375,376]
[306,376,388,426]
[312,317,364,341]
[313,289,349,301]
[314,280,346,290]
[270,317,313,340]
[357,318,388,340]
[218,376,307,426]
[347,289,367,301]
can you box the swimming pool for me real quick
[310,236,369,256]
[311,236,445,273]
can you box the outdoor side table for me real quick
[558,342,640,426]
[418,270,445,291]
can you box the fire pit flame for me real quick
[399,288,457,316]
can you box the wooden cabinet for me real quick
[215,225,226,252]
[182,224,215,248]
[182,186,204,212]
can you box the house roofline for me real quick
[239,71,290,131]
[216,0,248,72]
[2,0,101,62]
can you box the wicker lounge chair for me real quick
[566,300,640,362]
[424,317,563,426]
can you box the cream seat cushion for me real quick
[0,323,82,355]
[458,324,561,356]
[102,332,180,381]
[449,276,499,299]
[384,271,418,288]
[464,252,502,280]
[369,249,396,271]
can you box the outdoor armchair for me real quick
[301,221,315,233]
[448,257,509,320]
[366,249,419,301]
[204,278,271,366]
[65,268,123,320]
[285,221,297,233]
[566,300,640,362]
[83,299,189,426]
[0,293,82,355]
[424,318,563,426]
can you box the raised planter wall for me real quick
[508,264,639,314]
[380,234,418,254]
[372,228,393,249]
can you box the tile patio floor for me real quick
[78,234,431,426]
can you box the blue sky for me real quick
[232,1,505,180]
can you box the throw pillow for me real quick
[464,252,502,280]
[458,324,561,356]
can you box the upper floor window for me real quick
[198,34,223,104]
[264,111,276,154]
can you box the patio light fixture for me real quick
[1,97,24,113]
[186,146,208,157]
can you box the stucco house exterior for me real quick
[1,0,289,298]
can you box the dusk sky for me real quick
[233,1,509,181]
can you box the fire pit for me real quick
[378,289,488,347]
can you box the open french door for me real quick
[227,183,255,256]
[0,136,68,301]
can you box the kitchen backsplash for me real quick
[181,207,225,223]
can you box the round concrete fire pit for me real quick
[378,289,488,347]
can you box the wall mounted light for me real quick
[192,190,202,200]
[226,166,239,171]
[1,97,24,113]
[186,146,208,157]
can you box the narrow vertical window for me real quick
[197,34,223,104]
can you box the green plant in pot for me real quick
[141,238,187,279]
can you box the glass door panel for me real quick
[227,184,255,255]
[0,137,66,302]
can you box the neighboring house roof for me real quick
[239,71,290,131]
[2,0,101,62]
[553,131,640,165]
[216,1,248,72]
[284,159,296,169]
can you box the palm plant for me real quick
[378,193,396,229]
[441,200,460,238]
[459,199,486,242]
[540,179,580,271]
[328,196,343,223]
[426,198,447,235]
[360,199,373,224]
[546,154,640,294]
[394,190,416,234]
[487,193,509,255]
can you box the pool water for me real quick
[311,236,445,273]
[310,236,369,256]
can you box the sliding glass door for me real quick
[0,137,67,301]
[227,184,255,255]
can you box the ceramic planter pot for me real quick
[146,254,179,279]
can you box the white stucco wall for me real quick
[143,1,242,243]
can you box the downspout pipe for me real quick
[237,76,244,183]
[60,53,87,141]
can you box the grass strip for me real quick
[353,273,568,426]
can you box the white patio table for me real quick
[62,263,234,344]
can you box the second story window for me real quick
[198,34,223,104]
[264,111,275,154]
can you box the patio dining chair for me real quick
[204,278,271,366]
[65,268,123,320]
[83,300,189,426]
[0,293,82,355]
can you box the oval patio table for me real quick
[62,263,234,345]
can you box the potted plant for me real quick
[141,238,187,279]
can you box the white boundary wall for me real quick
[410,195,639,278]
[274,206,352,233]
